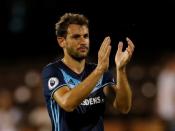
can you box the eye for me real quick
[84,34,89,38]
[72,34,81,39]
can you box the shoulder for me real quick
[42,60,62,78]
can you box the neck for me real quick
[62,54,85,74]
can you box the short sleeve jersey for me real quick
[42,60,115,131]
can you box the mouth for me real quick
[77,46,89,52]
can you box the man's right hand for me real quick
[96,36,111,73]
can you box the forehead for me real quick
[67,24,89,35]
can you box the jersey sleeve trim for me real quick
[101,82,116,88]
[50,84,68,99]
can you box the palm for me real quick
[115,48,129,68]
[115,38,135,69]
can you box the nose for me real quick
[79,36,88,45]
[79,36,86,42]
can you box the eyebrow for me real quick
[71,33,89,38]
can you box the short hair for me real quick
[55,13,89,38]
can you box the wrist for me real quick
[94,67,104,76]
[116,66,126,73]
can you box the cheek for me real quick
[69,39,78,45]
[67,42,77,50]
[86,39,90,46]
[66,40,75,47]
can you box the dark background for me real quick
[0,1,175,130]
[1,0,175,63]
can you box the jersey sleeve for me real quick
[102,70,116,87]
[42,64,67,98]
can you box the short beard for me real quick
[70,54,87,62]
[67,48,89,62]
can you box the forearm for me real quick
[63,68,103,110]
[113,67,132,113]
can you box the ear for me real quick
[57,37,66,48]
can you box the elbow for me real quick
[63,107,75,112]
[113,101,131,114]
[61,100,75,112]
[117,105,131,114]
[119,106,131,114]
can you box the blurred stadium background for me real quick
[0,0,175,131]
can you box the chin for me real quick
[70,54,86,61]
[74,57,86,62]
[77,52,88,58]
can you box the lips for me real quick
[77,46,88,51]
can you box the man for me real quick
[42,13,134,131]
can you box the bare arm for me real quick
[113,67,132,113]
[53,37,111,112]
[113,37,135,113]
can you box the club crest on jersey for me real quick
[48,77,59,90]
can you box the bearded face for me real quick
[64,24,90,61]
[66,43,89,61]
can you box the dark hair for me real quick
[55,13,89,38]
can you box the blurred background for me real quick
[1,0,175,131]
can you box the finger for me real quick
[101,44,111,60]
[102,37,111,53]
[117,41,123,53]
[99,36,110,56]
[99,36,109,51]
[126,44,134,54]
[103,45,111,60]
[126,37,135,51]
[98,37,107,57]
[126,47,132,56]
[106,45,111,57]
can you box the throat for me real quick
[62,58,85,74]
